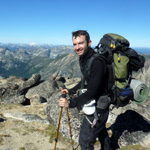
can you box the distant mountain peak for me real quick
[28,42,37,46]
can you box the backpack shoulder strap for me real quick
[80,53,107,88]
[86,53,107,76]
[80,55,95,88]
[86,54,97,75]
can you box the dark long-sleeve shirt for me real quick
[69,48,106,110]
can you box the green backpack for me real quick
[87,33,145,107]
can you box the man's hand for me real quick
[61,88,69,95]
[59,88,69,107]
[59,97,69,107]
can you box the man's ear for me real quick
[88,40,92,47]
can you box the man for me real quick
[59,30,111,150]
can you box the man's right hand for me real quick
[61,88,69,95]
[59,97,69,108]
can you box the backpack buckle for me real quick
[110,40,116,49]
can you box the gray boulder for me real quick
[0,74,41,104]
[25,79,61,104]
[4,112,49,124]
[109,100,150,149]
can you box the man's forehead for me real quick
[73,35,85,39]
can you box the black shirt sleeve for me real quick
[68,81,81,95]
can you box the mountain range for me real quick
[133,47,150,54]
[0,43,78,79]
[0,43,149,79]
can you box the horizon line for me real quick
[0,42,150,48]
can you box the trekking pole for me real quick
[54,93,75,150]
[54,93,65,150]
[66,107,74,150]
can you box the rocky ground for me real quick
[0,103,69,150]
[1,102,150,150]
[0,70,150,150]
[0,103,101,150]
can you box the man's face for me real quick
[72,35,91,56]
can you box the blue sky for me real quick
[0,0,150,47]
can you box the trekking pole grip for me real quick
[61,93,66,98]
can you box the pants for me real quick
[79,111,111,150]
